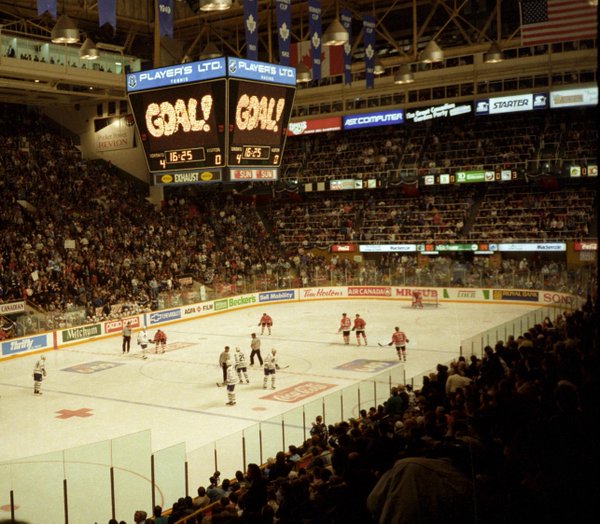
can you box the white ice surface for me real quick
[0,299,533,463]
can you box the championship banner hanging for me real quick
[308,0,322,81]
[363,15,376,89]
[340,8,352,86]
[37,0,56,18]
[158,0,173,39]
[243,0,259,60]
[275,0,292,65]
[98,0,116,30]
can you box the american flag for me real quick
[520,0,597,46]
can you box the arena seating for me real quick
[0,102,597,524]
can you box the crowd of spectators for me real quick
[114,298,597,524]
[0,105,283,325]
[0,104,596,336]
[283,126,406,184]
[470,184,595,241]
[281,107,596,183]
[0,102,597,522]
[272,180,595,251]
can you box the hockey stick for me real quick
[277,365,290,370]
[378,343,390,347]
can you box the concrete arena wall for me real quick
[0,286,581,361]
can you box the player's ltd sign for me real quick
[301,288,344,299]
[348,286,391,297]
[1,334,48,356]
[259,290,295,302]
[262,381,336,403]
[104,317,141,334]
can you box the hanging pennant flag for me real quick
[275,0,292,65]
[37,0,56,18]
[340,8,352,86]
[158,0,174,39]
[98,0,116,30]
[243,0,259,60]
[363,15,376,89]
[308,0,322,81]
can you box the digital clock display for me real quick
[227,79,295,167]
[128,79,227,172]
[241,146,270,160]
[164,147,205,166]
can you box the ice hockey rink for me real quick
[0,298,538,521]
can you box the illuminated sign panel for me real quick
[550,87,598,108]
[128,79,227,172]
[405,103,471,122]
[342,109,404,130]
[127,57,296,179]
[227,79,295,167]
[475,93,547,115]
[287,116,342,136]
[126,58,227,92]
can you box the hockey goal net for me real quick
[411,292,440,308]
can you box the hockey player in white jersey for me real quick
[225,361,239,406]
[33,355,47,395]
[137,328,149,359]
[234,346,250,384]
[263,348,280,389]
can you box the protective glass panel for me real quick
[153,442,186,508]
[112,430,152,522]
[64,439,112,524]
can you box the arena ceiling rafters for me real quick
[0,1,524,64]
[0,1,594,107]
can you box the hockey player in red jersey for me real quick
[338,313,352,345]
[258,313,273,335]
[388,326,410,361]
[412,290,423,308]
[352,314,367,346]
[153,329,167,353]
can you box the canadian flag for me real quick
[289,41,344,78]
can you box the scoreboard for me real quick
[126,57,296,183]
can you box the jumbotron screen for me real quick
[227,78,296,167]
[126,57,296,177]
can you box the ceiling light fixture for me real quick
[420,39,444,63]
[373,58,385,75]
[322,17,349,46]
[484,41,504,63]
[199,0,232,11]
[51,13,79,44]
[393,64,414,84]
[323,0,348,47]
[79,37,99,60]
[199,42,222,59]
[296,62,312,83]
